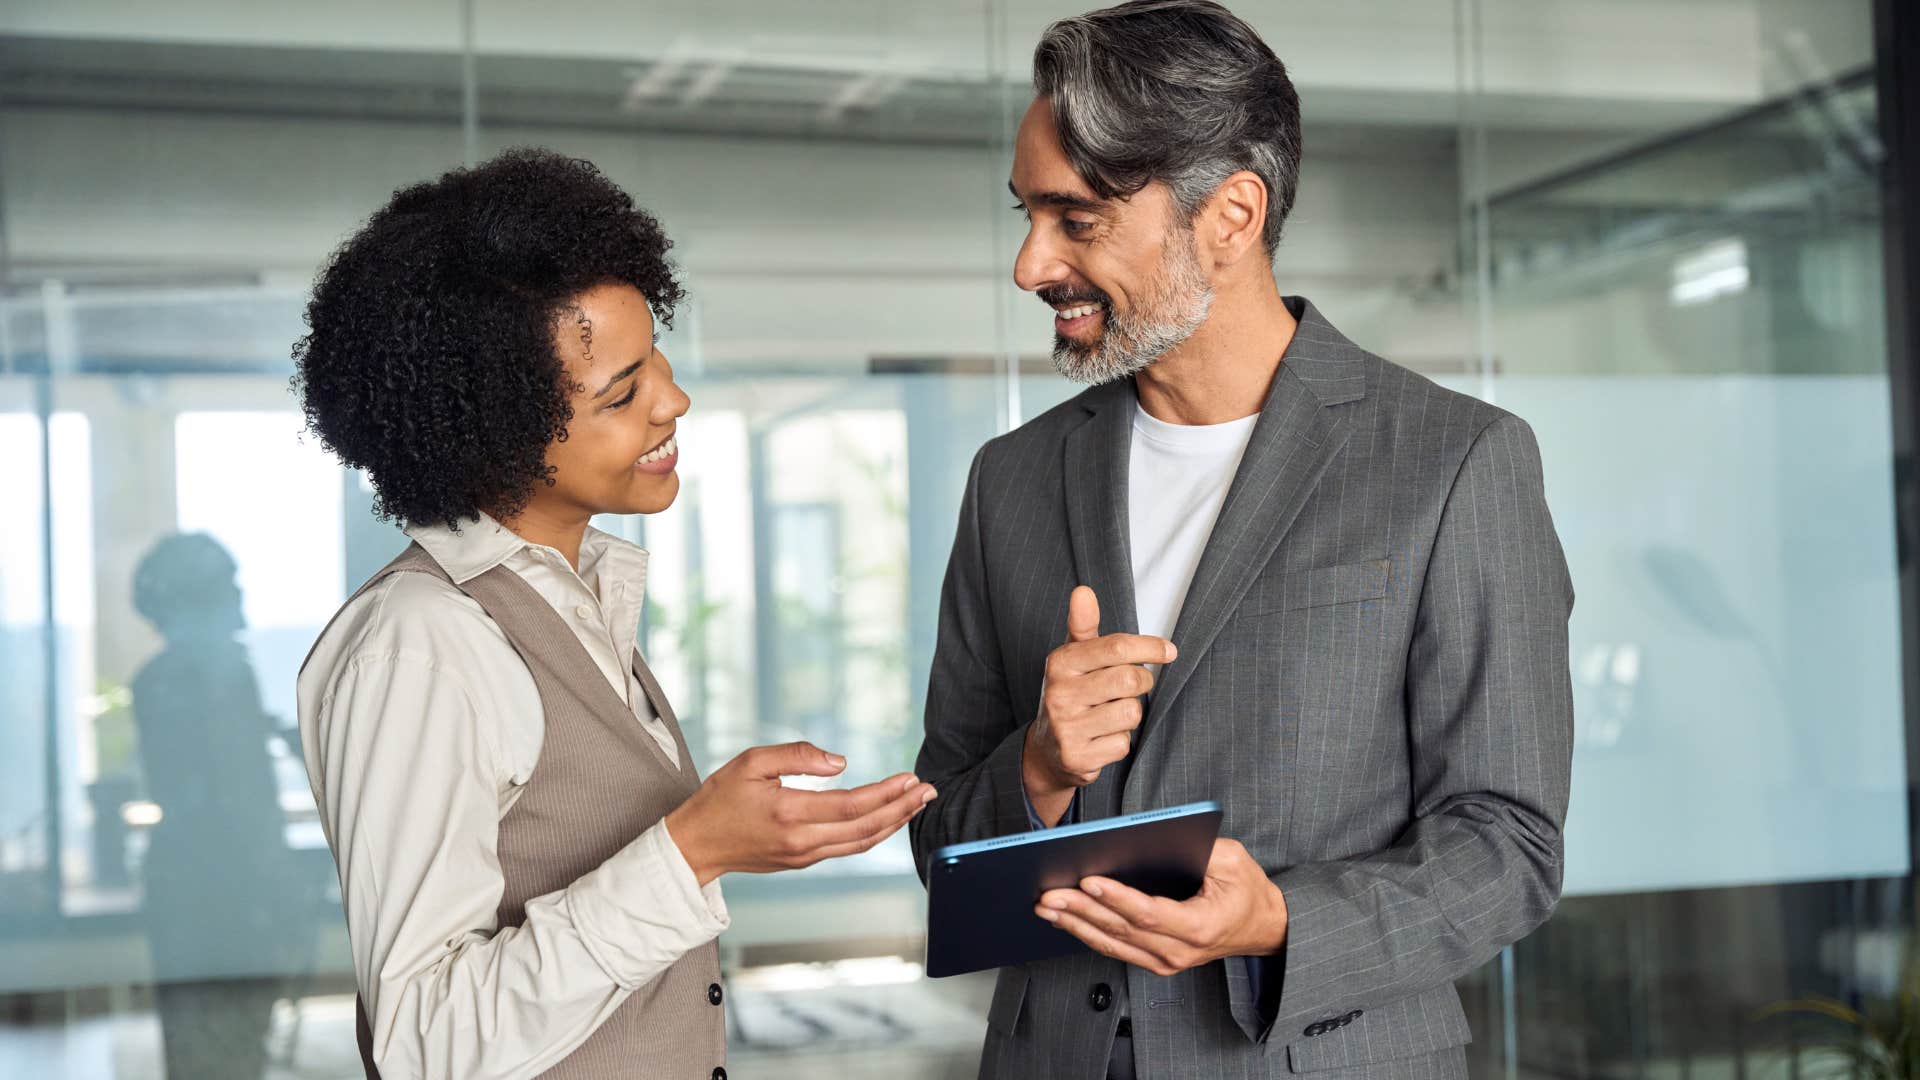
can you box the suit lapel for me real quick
[1061,379,1140,821]
[1133,299,1369,761]
[1062,379,1141,640]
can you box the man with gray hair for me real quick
[910,2,1574,1078]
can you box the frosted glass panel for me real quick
[1501,376,1907,894]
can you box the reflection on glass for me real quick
[130,533,301,1078]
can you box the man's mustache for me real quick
[1037,285,1111,311]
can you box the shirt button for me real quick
[574,603,594,619]
[707,982,724,1006]
[1088,982,1112,1012]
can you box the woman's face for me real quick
[537,282,690,519]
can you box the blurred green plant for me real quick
[87,679,138,779]
[1762,939,1920,1079]
[645,580,736,753]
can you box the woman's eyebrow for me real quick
[592,357,645,398]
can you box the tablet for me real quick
[924,801,1224,978]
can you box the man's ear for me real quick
[1199,170,1270,267]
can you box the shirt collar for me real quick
[404,512,648,587]
[578,522,650,595]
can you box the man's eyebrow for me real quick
[1007,179,1104,213]
[592,358,645,398]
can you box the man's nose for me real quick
[1013,228,1068,294]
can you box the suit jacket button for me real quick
[1342,1009,1362,1024]
[1304,1022,1324,1037]
[707,983,724,1006]
[1089,983,1113,1012]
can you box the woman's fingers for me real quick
[781,772,918,825]
[801,815,917,863]
[793,778,937,853]
[739,741,847,779]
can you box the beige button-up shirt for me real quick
[297,514,728,1080]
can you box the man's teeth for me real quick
[1056,304,1102,320]
[637,435,677,466]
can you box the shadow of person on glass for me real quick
[130,532,300,1079]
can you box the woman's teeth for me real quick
[636,434,676,466]
[1057,304,1102,320]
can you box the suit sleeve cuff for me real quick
[1023,788,1078,830]
[1264,868,1363,1038]
[565,820,730,989]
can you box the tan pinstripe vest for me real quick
[312,542,726,1080]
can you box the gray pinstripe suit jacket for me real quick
[910,297,1574,1079]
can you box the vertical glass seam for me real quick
[1457,0,1497,409]
[461,0,479,166]
[988,0,1021,434]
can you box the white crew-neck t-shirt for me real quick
[1127,401,1261,650]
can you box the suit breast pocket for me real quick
[1238,558,1390,618]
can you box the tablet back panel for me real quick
[925,802,1223,978]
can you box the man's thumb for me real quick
[1066,585,1100,643]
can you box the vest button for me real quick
[711,1069,727,1080]
[1088,982,1113,1012]
[707,982,724,1006]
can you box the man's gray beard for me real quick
[1052,234,1215,386]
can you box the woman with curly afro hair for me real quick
[293,148,935,1080]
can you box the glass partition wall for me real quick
[0,2,1906,1077]
[1469,5,1906,1073]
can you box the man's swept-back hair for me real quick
[1033,0,1302,253]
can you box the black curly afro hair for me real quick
[292,146,685,528]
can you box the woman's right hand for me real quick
[663,742,936,886]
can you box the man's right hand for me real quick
[665,742,935,886]
[1023,586,1176,823]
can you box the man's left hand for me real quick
[1035,837,1287,977]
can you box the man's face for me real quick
[1008,96,1214,384]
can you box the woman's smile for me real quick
[633,431,678,475]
